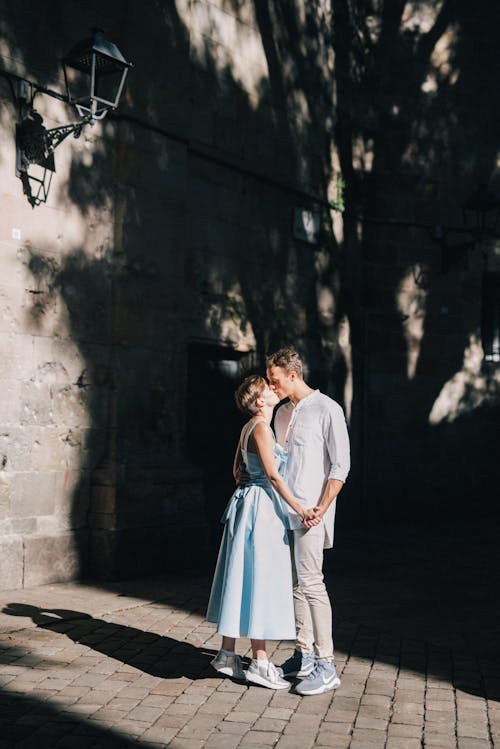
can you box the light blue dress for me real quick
[206,419,296,640]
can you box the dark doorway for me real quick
[186,342,255,553]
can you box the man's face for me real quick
[262,385,280,408]
[266,366,295,400]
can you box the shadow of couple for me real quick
[2,603,229,681]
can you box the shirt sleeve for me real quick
[273,403,290,446]
[325,401,350,483]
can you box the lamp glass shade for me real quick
[63,29,132,119]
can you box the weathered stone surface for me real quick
[0,534,23,590]
[23,533,83,587]
[10,471,56,518]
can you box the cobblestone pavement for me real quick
[0,525,498,749]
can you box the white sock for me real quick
[253,658,269,668]
[220,648,236,656]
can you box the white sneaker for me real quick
[246,659,290,690]
[210,650,245,680]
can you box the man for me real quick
[266,347,350,696]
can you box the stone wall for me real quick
[0,0,499,589]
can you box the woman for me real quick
[206,374,316,689]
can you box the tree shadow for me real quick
[0,687,176,749]
[0,0,498,616]
[330,521,500,702]
[2,603,225,681]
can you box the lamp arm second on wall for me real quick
[45,117,92,153]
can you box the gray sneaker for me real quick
[277,649,315,678]
[210,650,245,680]
[246,659,289,690]
[295,659,341,695]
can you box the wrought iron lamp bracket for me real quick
[45,116,92,152]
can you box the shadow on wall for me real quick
[331,0,500,523]
[1,0,499,588]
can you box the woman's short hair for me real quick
[234,374,267,415]
[265,347,303,377]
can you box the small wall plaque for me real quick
[293,208,320,245]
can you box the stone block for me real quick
[89,483,117,517]
[0,242,35,291]
[30,426,90,471]
[10,471,56,517]
[0,283,62,339]
[0,378,21,426]
[53,468,90,527]
[0,534,23,590]
[19,381,56,426]
[0,473,9,519]
[9,518,37,534]
[0,428,31,471]
[0,331,33,380]
[23,532,84,587]
[51,385,93,428]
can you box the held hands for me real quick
[301,506,323,528]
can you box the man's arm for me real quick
[313,401,350,518]
[311,478,344,520]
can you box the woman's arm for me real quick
[251,423,309,520]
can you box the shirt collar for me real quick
[292,389,320,411]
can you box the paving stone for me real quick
[423,737,458,748]
[155,713,192,728]
[354,715,388,731]
[360,693,392,708]
[456,723,490,740]
[274,736,315,749]
[252,717,287,732]
[177,714,224,739]
[357,704,390,719]
[388,722,423,738]
[349,733,386,749]
[317,724,353,741]
[217,721,251,735]
[126,705,163,722]
[239,730,282,745]
[315,739,351,749]
[204,733,241,749]
[262,707,293,720]
[386,737,423,749]
[168,740,205,749]
[0,560,496,749]
[222,710,259,723]
[392,710,424,726]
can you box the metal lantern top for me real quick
[62,28,132,120]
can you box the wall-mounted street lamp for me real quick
[428,184,500,273]
[4,28,132,207]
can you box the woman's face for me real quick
[262,384,280,407]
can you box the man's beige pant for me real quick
[290,524,334,660]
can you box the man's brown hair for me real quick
[266,348,303,377]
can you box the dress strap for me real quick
[241,418,267,453]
